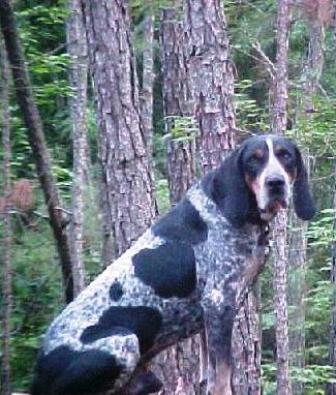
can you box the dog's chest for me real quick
[194,221,260,295]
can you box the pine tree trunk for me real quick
[141,13,154,158]
[67,0,89,297]
[182,2,261,394]
[161,6,196,205]
[82,0,156,260]
[152,8,199,394]
[183,0,236,174]
[0,0,74,303]
[0,39,12,395]
[271,1,292,394]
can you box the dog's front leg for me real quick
[202,299,235,395]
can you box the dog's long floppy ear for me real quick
[204,147,251,227]
[293,147,316,220]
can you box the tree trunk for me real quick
[67,0,89,297]
[0,38,12,395]
[151,8,199,395]
[0,0,74,303]
[288,9,325,393]
[82,0,156,260]
[160,6,196,205]
[182,2,261,394]
[271,1,292,394]
[141,13,154,158]
[183,0,236,174]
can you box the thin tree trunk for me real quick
[82,0,156,260]
[0,0,74,303]
[67,0,89,297]
[141,13,154,158]
[0,39,12,395]
[67,0,88,296]
[271,1,292,394]
[183,0,236,174]
[289,9,325,393]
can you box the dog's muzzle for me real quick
[264,174,287,213]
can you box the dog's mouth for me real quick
[260,197,287,217]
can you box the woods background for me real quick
[0,0,335,394]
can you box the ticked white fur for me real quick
[257,138,292,215]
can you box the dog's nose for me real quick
[266,175,285,189]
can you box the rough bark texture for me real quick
[67,0,88,297]
[82,0,156,260]
[0,0,74,303]
[0,39,12,395]
[153,8,199,395]
[272,1,292,394]
[328,160,336,395]
[141,13,154,158]
[232,284,262,395]
[161,6,196,205]
[183,0,236,174]
[167,138,196,205]
[182,2,261,394]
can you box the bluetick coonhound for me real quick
[31,135,316,395]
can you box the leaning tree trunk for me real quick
[0,39,12,395]
[271,0,292,394]
[0,0,74,303]
[183,1,262,394]
[67,0,89,297]
[82,0,156,261]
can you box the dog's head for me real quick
[203,135,316,227]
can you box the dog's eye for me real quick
[277,150,291,160]
[248,154,263,163]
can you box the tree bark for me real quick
[151,8,199,395]
[0,38,12,395]
[160,6,196,205]
[82,0,156,260]
[183,0,236,174]
[288,8,325,393]
[67,0,89,297]
[271,1,292,394]
[141,13,154,158]
[0,0,74,303]
[182,2,261,394]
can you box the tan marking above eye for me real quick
[274,146,289,156]
[251,149,264,159]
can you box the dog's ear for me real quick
[293,147,316,220]
[205,147,251,227]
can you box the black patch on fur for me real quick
[80,306,162,354]
[109,280,123,301]
[152,198,208,245]
[293,146,316,220]
[31,346,121,395]
[202,148,255,227]
[133,241,197,298]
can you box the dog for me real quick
[31,134,316,395]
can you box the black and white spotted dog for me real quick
[31,135,316,395]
